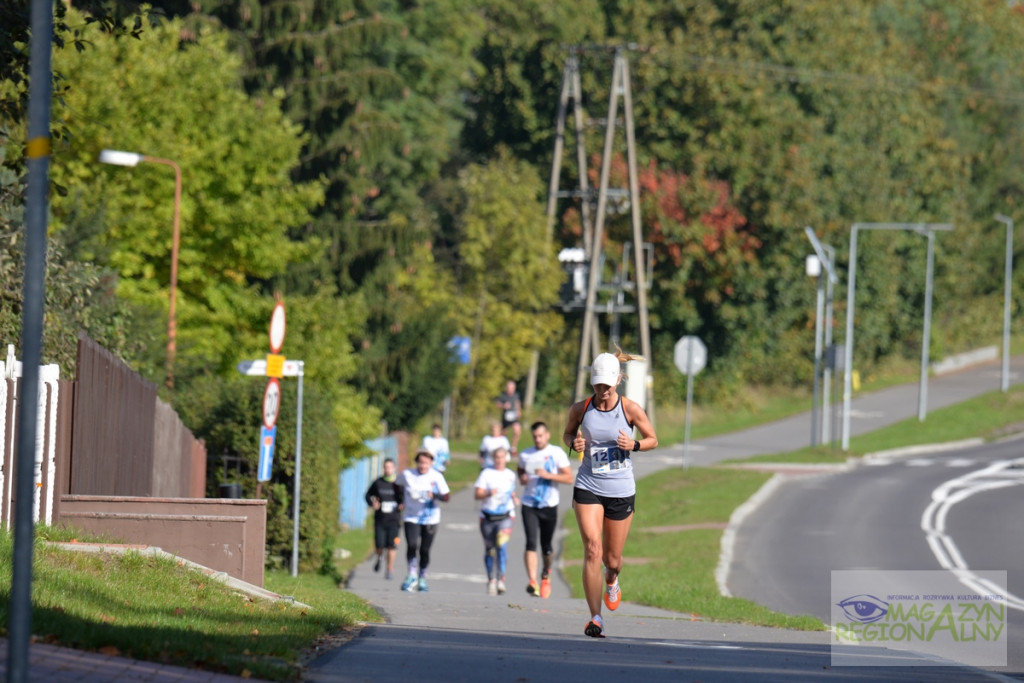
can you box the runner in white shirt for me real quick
[399,450,451,592]
[563,351,657,638]
[420,423,451,473]
[478,421,511,469]
[517,421,573,598]
[473,447,519,595]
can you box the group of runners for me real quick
[364,352,658,638]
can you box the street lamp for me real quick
[99,149,181,388]
[995,214,1014,393]
[804,227,838,448]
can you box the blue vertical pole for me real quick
[8,1,54,680]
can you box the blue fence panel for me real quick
[338,436,397,529]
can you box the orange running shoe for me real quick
[604,581,621,611]
[584,614,605,638]
[539,577,551,599]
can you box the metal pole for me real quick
[574,54,621,401]
[442,395,451,440]
[683,342,694,469]
[291,361,305,577]
[620,54,653,417]
[140,157,183,390]
[9,0,53,679]
[810,270,824,446]
[822,245,835,445]
[918,229,935,421]
[996,214,1014,392]
[842,226,859,451]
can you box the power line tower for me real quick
[545,45,652,407]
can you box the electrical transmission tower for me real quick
[545,45,652,406]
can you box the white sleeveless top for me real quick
[574,395,635,497]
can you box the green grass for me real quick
[559,467,824,630]
[557,382,1024,631]
[10,375,1024,673]
[0,526,378,681]
[740,382,1024,464]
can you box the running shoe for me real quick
[418,577,429,592]
[401,576,417,592]
[373,556,381,573]
[526,582,540,596]
[539,577,551,599]
[487,579,498,596]
[584,614,605,638]
[604,581,621,611]
[385,569,393,580]
[496,579,506,595]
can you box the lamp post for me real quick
[99,149,181,388]
[804,227,838,448]
[995,214,1014,393]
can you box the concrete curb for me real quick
[862,437,985,461]
[716,473,787,598]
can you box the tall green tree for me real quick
[0,140,154,374]
[446,151,565,425]
[163,0,490,428]
[46,12,324,378]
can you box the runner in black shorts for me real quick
[571,487,635,521]
[518,421,573,598]
[495,380,522,454]
[364,458,404,579]
[563,351,657,638]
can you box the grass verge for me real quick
[559,466,823,630]
[559,383,1024,631]
[740,382,1024,464]
[0,526,378,681]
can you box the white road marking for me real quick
[920,458,1024,612]
[426,571,490,584]
[651,641,743,650]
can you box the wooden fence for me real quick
[0,334,206,529]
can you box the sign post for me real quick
[237,300,306,577]
[674,335,707,468]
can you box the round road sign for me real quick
[674,335,707,376]
[269,301,286,353]
[263,378,281,429]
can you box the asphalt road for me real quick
[307,356,1024,682]
[726,437,1024,679]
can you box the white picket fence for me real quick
[0,344,62,528]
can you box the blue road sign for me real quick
[258,425,276,482]
[448,336,471,364]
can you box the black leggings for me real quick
[404,521,438,572]
[520,505,558,555]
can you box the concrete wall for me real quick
[57,495,266,587]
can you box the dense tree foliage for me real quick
[5,0,1024,567]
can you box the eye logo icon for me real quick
[837,594,889,623]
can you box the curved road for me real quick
[727,437,1024,678]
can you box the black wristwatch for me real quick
[633,440,641,452]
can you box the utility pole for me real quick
[543,45,653,409]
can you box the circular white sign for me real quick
[674,335,707,376]
[263,378,281,429]
[269,301,286,353]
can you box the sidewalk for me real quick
[4,355,1021,681]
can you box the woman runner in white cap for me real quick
[562,350,657,638]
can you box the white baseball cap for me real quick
[590,353,621,387]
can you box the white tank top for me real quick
[574,395,635,497]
